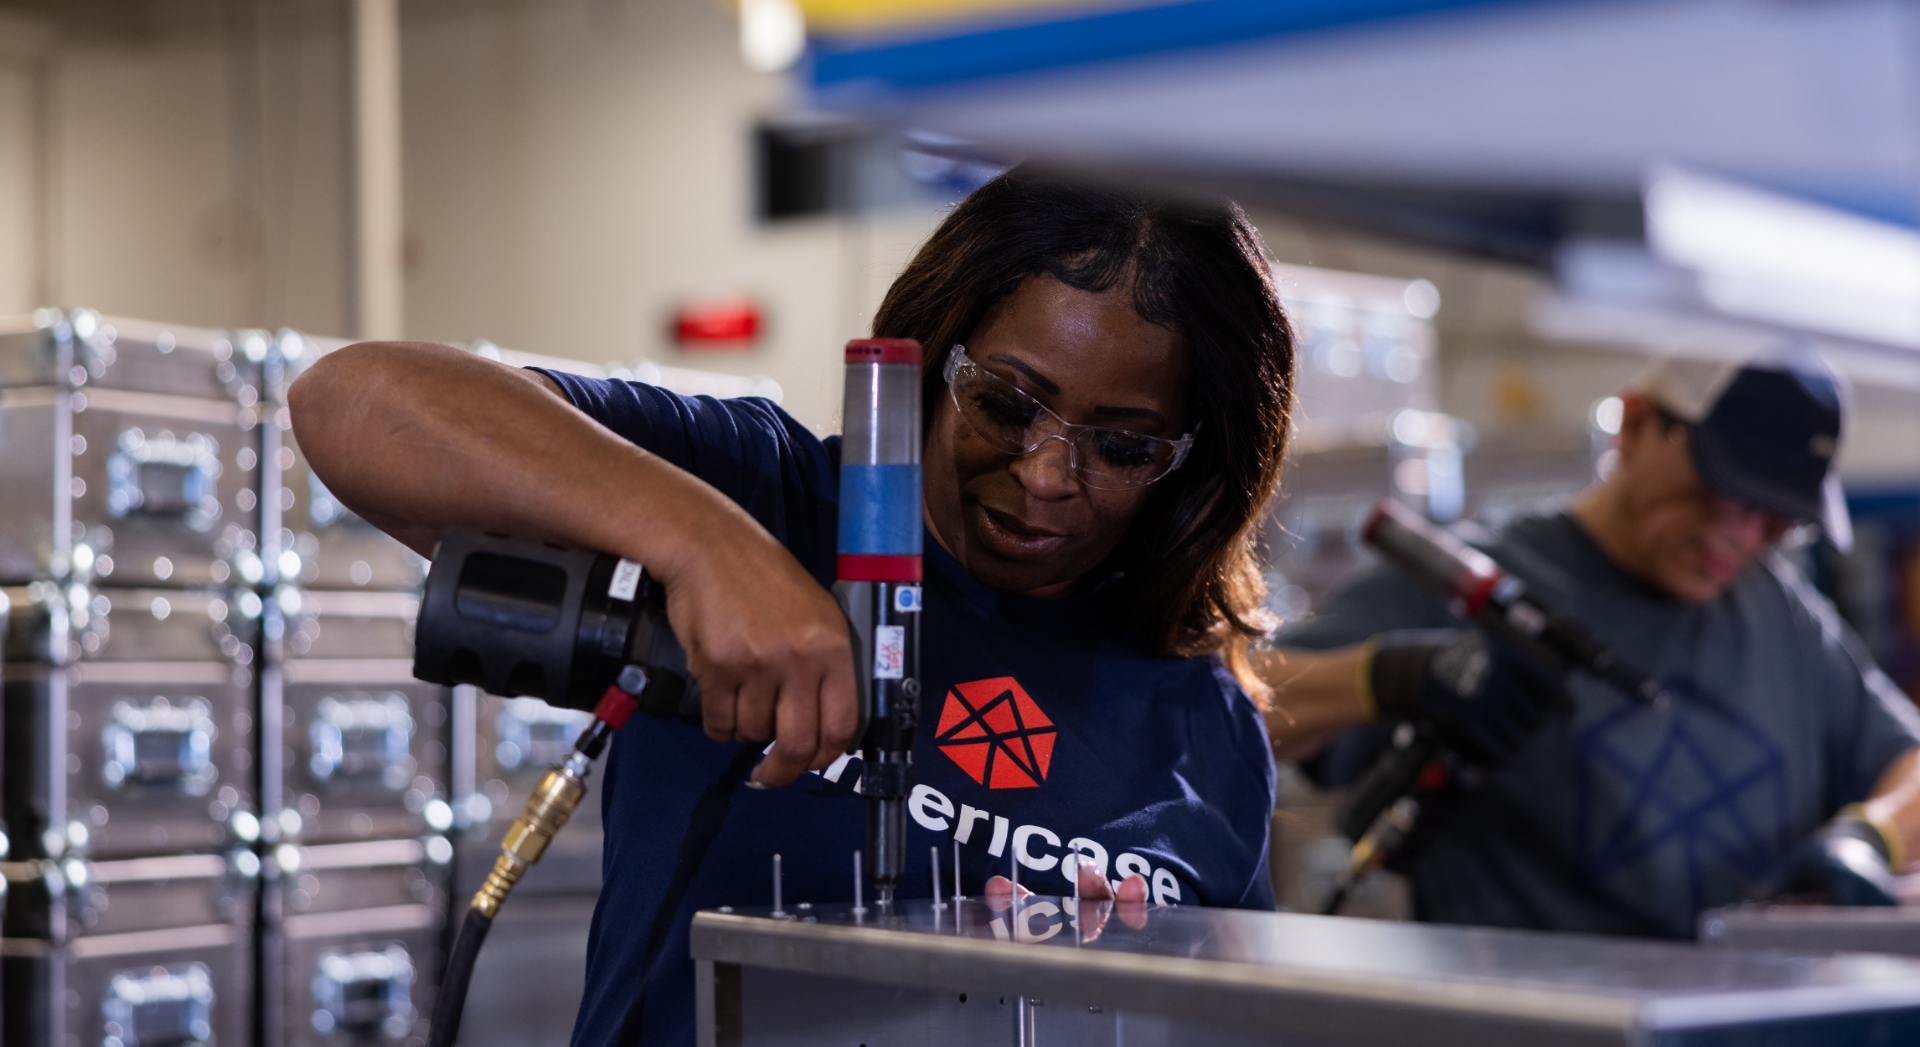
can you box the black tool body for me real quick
[413,528,697,718]
[412,528,696,1047]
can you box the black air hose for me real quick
[430,908,494,1047]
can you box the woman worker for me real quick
[290,166,1295,1047]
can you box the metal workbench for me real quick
[1701,904,1920,959]
[692,899,1920,1046]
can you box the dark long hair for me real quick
[872,166,1293,697]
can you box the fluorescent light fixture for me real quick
[1529,293,1920,392]
[1644,165,1920,350]
[742,0,807,73]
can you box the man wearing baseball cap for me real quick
[1258,351,1920,937]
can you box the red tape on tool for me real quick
[594,684,639,729]
[1453,567,1503,616]
[844,339,922,365]
[837,554,923,582]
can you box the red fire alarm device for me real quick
[673,297,763,351]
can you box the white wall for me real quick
[42,4,350,335]
[0,12,49,316]
[397,0,951,430]
[53,31,252,324]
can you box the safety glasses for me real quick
[942,345,1195,491]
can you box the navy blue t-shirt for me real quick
[536,373,1278,1047]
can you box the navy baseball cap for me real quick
[1636,352,1851,550]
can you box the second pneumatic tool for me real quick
[1322,499,1666,915]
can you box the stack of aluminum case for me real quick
[1,310,265,1047]
[259,331,448,1047]
[0,320,729,1046]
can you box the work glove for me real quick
[1367,629,1569,767]
[1758,807,1900,907]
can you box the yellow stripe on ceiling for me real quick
[793,0,1141,34]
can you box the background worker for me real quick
[290,168,1295,1046]
[1262,355,1920,937]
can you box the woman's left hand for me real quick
[983,858,1150,940]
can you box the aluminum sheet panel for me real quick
[274,660,451,845]
[3,661,258,860]
[276,902,441,1047]
[269,838,451,918]
[692,901,1920,1047]
[1,852,256,1047]
[0,312,259,403]
[273,589,420,662]
[0,386,261,588]
[2,584,258,664]
[1701,904,1920,959]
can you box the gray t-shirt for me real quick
[1281,510,1920,938]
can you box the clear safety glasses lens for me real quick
[943,348,1190,491]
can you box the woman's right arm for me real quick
[288,341,857,787]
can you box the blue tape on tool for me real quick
[838,464,923,555]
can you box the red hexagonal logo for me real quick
[935,677,1055,789]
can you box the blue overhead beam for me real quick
[1747,182,1919,230]
[805,0,1920,264]
[810,0,1556,92]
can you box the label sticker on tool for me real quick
[874,625,905,679]
[893,586,922,613]
[608,559,643,601]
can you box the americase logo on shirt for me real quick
[935,676,1057,788]
[801,675,1191,905]
[907,781,1186,905]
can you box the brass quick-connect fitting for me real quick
[1345,836,1383,881]
[469,760,590,918]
